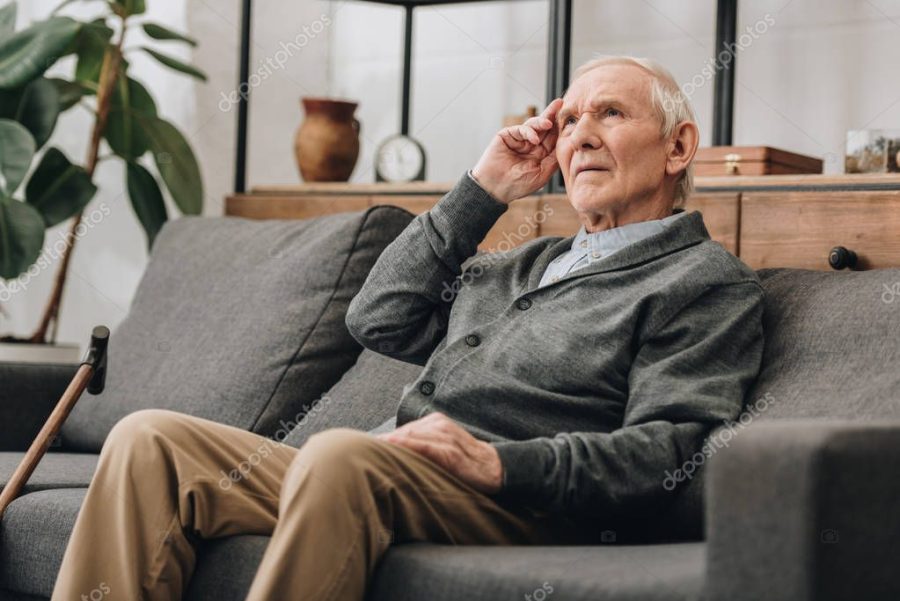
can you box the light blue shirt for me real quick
[538,210,688,288]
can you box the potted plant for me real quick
[0,0,206,361]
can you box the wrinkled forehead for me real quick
[560,63,655,113]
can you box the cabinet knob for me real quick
[829,246,858,270]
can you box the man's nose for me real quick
[569,116,601,150]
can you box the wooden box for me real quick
[694,146,822,177]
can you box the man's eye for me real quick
[563,116,577,127]
[605,108,621,118]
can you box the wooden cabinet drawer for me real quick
[370,195,543,252]
[536,194,579,238]
[683,193,740,255]
[226,194,369,219]
[740,191,900,270]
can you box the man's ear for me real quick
[665,120,700,177]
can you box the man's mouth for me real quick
[574,167,609,177]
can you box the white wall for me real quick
[327,0,900,180]
[4,0,900,349]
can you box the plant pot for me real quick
[294,97,360,182]
[0,342,81,364]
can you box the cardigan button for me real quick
[418,381,435,395]
[464,334,481,347]
[515,298,532,310]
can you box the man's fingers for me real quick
[541,125,559,154]
[530,96,562,128]
[540,97,564,122]
[501,128,535,152]
[514,124,540,144]
[540,152,559,178]
[524,113,553,130]
[385,435,454,467]
[389,422,458,448]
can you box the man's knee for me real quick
[285,428,383,487]
[104,409,193,450]
[300,428,380,464]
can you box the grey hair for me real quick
[570,55,696,206]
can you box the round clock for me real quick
[375,134,426,182]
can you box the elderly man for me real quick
[52,55,764,601]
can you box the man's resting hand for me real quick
[377,412,503,495]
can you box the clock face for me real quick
[376,135,425,182]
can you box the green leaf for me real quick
[0,17,81,90]
[0,87,20,119]
[15,78,61,148]
[141,23,197,47]
[24,147,96,227]
[112,0,145,16]
[0,119,35,195]
[134,114,202,215]
[0,2,16,37]
[105,76,157,160]
[47,77,88,110]
[74,19,113,85]
[141,47,206,82]
[0,196,45,279]
[126,161,167,247]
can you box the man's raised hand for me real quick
[471,98,564,205]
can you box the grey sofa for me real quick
[1,207,899,601]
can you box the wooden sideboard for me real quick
[226,174,900,271]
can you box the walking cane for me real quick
[0,326,109,518]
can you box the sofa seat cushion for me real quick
[1,486,705,601]
[0,453,97,495]
[185,535,271,601]
[0,589,44,600]
[371,543,706,601]
[0,489,85,597]
[187,538,705,601]
[60,207,414,452]
[282,349,422,448]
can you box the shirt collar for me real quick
[571,209,688,264]
[525,210,711,292]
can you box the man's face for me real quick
[555,64,670,219]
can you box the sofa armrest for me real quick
[0,362,78,451]
[704,420,900,601]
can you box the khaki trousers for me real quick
[51,409,593,601]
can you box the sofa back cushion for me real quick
[281,349,423,447]
[61,207,414,452]
[632,267,900,542]
[746,267,900,421]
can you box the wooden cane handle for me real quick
[0,364,94,517]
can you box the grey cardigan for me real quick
[346,172,765,520]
